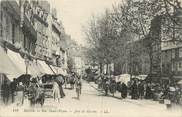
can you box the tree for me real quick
[84,9,131,75]
[84,0,182,76]
[111,0,182,74]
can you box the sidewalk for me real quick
[88,82,165,107]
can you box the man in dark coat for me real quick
[56,77,65,98]
[70,73,75,89]
[131,81,138,99]
[1,80,10,105]
[10,78,17,103]
[138,81,144,99]
[121,82,128,99]
[104,78,110,96]
[109,79,116,97]
[145,83,153,99]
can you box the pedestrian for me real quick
[121,82,128,99]
[1,79,10,105]
[10,78,17,103]
[70,73,75,89]
[75,77,82,100]
[52,79,61,103]
[56,76,66,98]
[145,83,153,99]
[131,80,138,99]
[138,81,144,99]
[16,82,25,106]
[109,79,116,97]
[104,78,110,96]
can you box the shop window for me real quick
[179,48,182,58]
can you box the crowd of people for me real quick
[1,71,182,109]
[66,73,82,99]
[0,72,83,107]
[96,75,182,108]
[1,78,26,106]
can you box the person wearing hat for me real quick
[75,76,82,100]
[1,79,10,105]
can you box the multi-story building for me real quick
[161,39,182,81]
[0,1,38,77]
[0,0,68,84]
[28,1,51,61]
[150,15,182,82]
[46,8,67,75]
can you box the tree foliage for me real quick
[84,0,182,74]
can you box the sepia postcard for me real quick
[0,0,182,117]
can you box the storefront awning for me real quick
[7,49,28,74]
[0,47,22,81]
[28,61,41,76]
[37,60,54,74]
[57,67,67,76]
[49,65,67,76]
[50,65,57,74]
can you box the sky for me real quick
[49,0,122,46]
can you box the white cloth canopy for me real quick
[49,65,67,76]
[116,74,131,85]
[132,75,147,80]
[37,60,54,74]
[7,49,28,74]
[0,48,22,81]
[57,67,67,76]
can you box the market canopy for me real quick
[0,47,22,80]
[132,75,147,80]
[7,49,28,74]
[115,74,131,85]
[37,60,54,75]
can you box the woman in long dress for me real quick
[52,80,61,102]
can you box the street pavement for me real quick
[0,80,182,117]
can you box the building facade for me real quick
[0,0,68,83]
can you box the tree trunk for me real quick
[122,63,125,74]
[106,63,109,75]
[149,50,153,74]
[99,63,103,75]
